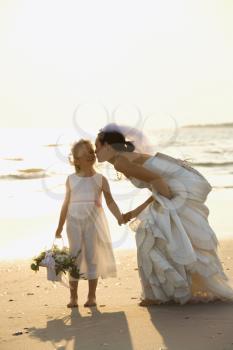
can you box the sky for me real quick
[0,0,233,131]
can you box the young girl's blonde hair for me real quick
[69,139,94,173]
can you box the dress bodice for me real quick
[128,152,212,201]
[68,172,103,203]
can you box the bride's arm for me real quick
[123,196,154,222]
[114,156,173,199]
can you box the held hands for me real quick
[117,211,135,225]
[117,215,125,226]
[122,211,135,224]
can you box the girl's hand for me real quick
[55,227,63,238]
[117,214,124,226]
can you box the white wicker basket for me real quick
[40,237,65,282]
[46,266,62,281]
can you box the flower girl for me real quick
[55,139,123,308]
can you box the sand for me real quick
[0,241,233,350]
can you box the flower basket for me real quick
[30,238,82,281]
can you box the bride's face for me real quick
[95,136,113,162]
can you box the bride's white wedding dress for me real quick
[128,152,233,304]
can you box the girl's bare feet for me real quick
[67,297,78,308]
[84,297,97,307]
[84,278,98,307]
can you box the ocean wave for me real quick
[182,122,233,128]
[205,150,222,154]
[213,185,233,189]
[192,161,233,167]
[2,157,24,161]
[0,168,51,180]
[43,143,63,147]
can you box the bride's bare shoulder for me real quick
[114,152,151,172]
[115,152,150,165]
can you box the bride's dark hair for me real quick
[98,129,135,152]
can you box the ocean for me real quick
[0,123,232,260]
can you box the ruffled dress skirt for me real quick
[129,154,233,304]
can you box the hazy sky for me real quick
[0,0,233,130]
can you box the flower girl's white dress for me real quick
[66,172,117,281]
[129,152,233,304]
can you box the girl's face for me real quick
[74,143,96,169]
[95,136,113,162]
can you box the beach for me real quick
[0,125,233,349]
[1,0,233,346]
[0,240,233,350]
[0,187,233,350]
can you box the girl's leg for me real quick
[84,278,98,307]
[67,280,78,308]
[66,219,82,308]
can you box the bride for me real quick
[94,123,233,306]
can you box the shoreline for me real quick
[0,236,232,264]
[0,187,233,261]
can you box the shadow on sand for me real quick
[28,301,233,349]
[146,300,233,350]
[28,306,133,350]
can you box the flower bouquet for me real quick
[30,239,82,282]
